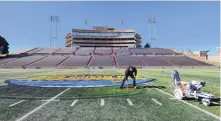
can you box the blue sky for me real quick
[0,1,220,55]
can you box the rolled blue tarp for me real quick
[5,79,156,88]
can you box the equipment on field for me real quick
[171,70,215,106]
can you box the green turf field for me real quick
[0,68,220,121]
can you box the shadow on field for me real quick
[211,98,221,106]
[183,97,220,107]
[137,85,166,89]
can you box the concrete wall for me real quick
[208,56,220,63]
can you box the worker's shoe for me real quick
[133,86,137,89]
[120,87,124,89]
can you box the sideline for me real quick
[16,88,70,121]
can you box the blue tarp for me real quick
[5,79,156,88]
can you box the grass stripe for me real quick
[155,88,221,120]
[100,99,105,106]
[9,100,25,107]
[126,99,133,106]
[16,88,70,121]
[151,98,162,105]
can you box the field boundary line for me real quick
[9,100,25,107]
[16,88,70,121]
[155,88,221,120]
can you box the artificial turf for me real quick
[0,68,220,121]
[17,89,219,121]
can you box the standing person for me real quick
[120,66,137,89]
[171,70,181,87]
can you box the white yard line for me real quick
[100,99,105,106]
[155,88,221,120]
[9,100,25,107]
[126,99,134,106]
[151,98,162,105]
[70,100,78,107]
[16,88,70,121]
[41,99,60,102]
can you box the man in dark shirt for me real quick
[120,66,137,89]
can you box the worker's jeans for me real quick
[120,74,136,87]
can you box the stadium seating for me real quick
[0,57,18,65]
[0,55,46,68]
[146,48,177,55]
[89,56,116,66]
[33,48,60,54]
[160,56,213,66]
[59,55,90,67]
[129,48,149,53]
[94,48,112,55]
[138,56,173,66]
[75,47,94,55]
[116,56,144,66]
[129,48,153,55]
[113,48,130,55]
[0,47,215,68]
[27,55,69,68]
[54,48,77,55]
[24,48,44,54]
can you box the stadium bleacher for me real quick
[27,55,69,68]
[129,48,149,53]
[0,47,215,68]
[146,48,178,55]
[94,48,112,55]
[0,57,19,65]
[24,48,44,54]
[75,47,94,55]
[160,56,213,66]
[54,48,77,55]
[33,48,60,54]
[113,48,130,56]
[0,55,46,68]
[138,56,173,66]
[89,56,116,66]
[116,56,144,67]
[59,55,90,67]
[129,48,153,55]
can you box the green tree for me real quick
[0,35,9,54]
[144,42,151,48]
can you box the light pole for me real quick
[49,16,60,48]
[148,17,156,48]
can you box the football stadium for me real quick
[0,2,220,121]
[0,28,220,121]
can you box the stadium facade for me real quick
[65,26,142,48]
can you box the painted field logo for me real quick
[28,74,144,80]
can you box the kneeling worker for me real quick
[120,66,137,89]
